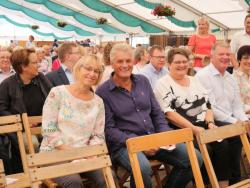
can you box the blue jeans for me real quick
[112,143,203,188]
[53,170,106,188]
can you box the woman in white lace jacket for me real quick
[40,55,106,188]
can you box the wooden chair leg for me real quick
[152,166,162,188]
[240,152,249,179]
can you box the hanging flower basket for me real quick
[57,20,67,28]
[152,5,176,17]
[96,17,107,25]
[31,25,39,30]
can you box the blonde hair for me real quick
[73,55,104,86]
[197,16,210,32]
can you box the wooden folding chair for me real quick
[22,113,57,188]
[113,159,170,188]
[0,159,6,187]
[126,128,204,188]
[0,114,30,188]
[196,122,250,188]
[26,143,116,188]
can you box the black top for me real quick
[0,73,52,116]
[22,81,45,116]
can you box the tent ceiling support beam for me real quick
[100,0,171,32]
[170,0,229,31]
[50,0,127,33]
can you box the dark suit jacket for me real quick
[46,67,69,87]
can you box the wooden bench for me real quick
[196,122,250,188]
[126,128,204,188]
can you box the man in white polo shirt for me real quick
[230,14,250,69]
[196,41,248,185]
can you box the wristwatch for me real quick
[205,121,215,129]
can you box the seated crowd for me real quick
[0,36,249,188]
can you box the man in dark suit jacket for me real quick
[46,43,81,87]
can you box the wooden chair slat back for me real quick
[22,113,42,154]
[197,122,250,188]
[0,123,22,133]
[126,128,204,188]
[29,156,111,181]
[27,144,108,167]
[198,123,245,144]
[27,144,116,188]
[0,115,21,125]
[27,116,42,126]
[30,127,41,135]
[0,115,28,174]
[126,128,193,153]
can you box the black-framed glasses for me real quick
[151,56,166,60]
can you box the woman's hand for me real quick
[191,126,205,135]
[144,148,159,156]
[55,144,73,150]
[208,122,218,129]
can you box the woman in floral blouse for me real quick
[40,55,106,188]
[233,45,250,118]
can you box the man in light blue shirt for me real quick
[46,43,81,86]
[0,49,14,83]
[141,45,168,89]
[195,41,248,184]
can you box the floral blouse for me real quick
[233,69,250,112]
[40,85,105,152]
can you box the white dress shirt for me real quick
[61,64,73,84]
[230,31,250,54]
[195,63,248,123]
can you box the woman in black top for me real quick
[0,48,52,174]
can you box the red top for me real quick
[52,59,61,71]
[188,34,216,67]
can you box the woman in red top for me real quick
[188,17,216,71]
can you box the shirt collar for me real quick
[108,72,140,91]
[148,63,165,74]
[243,30,250,36]
[61,64,71,73]
[15,73,39,87]
[0,68,15,74]
[209,63,230,77]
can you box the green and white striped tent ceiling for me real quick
[0,0,249,40]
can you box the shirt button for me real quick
[143,120,146,122]
[137,109,140,112]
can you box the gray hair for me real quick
[211,41,230,56]
[110,43,132,63]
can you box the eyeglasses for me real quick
[241,56,250,60]
[151,56,166,60]
[82,65,101,74]
[69,51,81,55]
[0,56,10,60]
[172,60,188,65]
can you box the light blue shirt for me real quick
[61,64,74,84]
[195,63,248,123]
[140,63,168,89]
[0,68,15,83]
